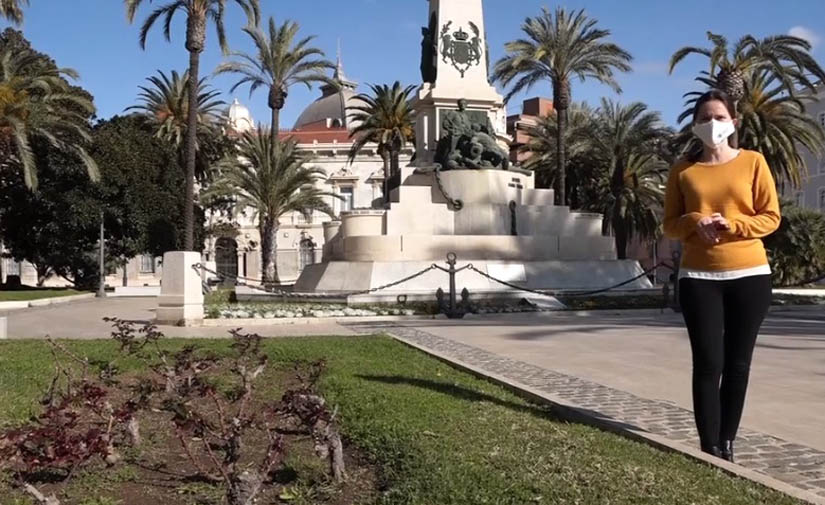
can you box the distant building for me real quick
[506,97,553,164]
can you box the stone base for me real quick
[156,251,204,326]
[294,259,652,295]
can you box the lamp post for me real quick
[97,210,106,298]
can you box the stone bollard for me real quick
[156,251,204,326]
[0,316,7,339]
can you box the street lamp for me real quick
[97,210,106,298]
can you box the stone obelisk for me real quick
[414,0,509,166]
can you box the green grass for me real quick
[0,337,803,504]
[0,288,83,302]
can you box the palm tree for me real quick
[520,102,596,204]
[0,0,28,25]
[215,14,335,142]
[0,46,99,189]
[211,129,336,284]
[585,99,670,259]
[346,81,416,206]
[492,7,632,206]
[127,69,225,181]
[669,31,825,147]
[676,70,825,189]
[125,0,258,250]
[738,72,825,189]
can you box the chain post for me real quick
[447,252,457,316]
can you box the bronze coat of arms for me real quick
[439,21,482,78]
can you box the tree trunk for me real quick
[122,259,128,287]
[611,158,627,259]
[183,49,201,251]
[614,210,628,260]
[271,107,280,145]
[730,100,740,149]
[260,219,279,285]
[35,264,50,287]
[556,108,567,206]
[268,86,286,144]
[380,148,390,207]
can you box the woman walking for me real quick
[664,90,780,461]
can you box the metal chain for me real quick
[432,165,464,211]
[193,262,439,299]
[466,261,674,298]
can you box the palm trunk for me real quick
[260,218,279,285]
[271,107,280,145]
[556,108,567,206]
[612,202,628,259]
[611,159,627,259]
[183,49,200,251]
[380,148,390,207]
[730,100,740,149]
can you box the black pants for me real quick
[679,275,772,450]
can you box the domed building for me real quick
[227,98,255,134]
[202,55,414,285]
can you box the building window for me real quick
[339,186,354,213]
[795,191,805,208]
[819,188,825,211]
[299,238,316,272]
[139,255,156,274]
[3,258,21,276]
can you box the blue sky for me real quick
[4,0,824,128]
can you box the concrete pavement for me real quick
[1,297,357,339]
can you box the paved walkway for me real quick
[1,297,356,338]
[349,310,825,499]
[4,298,825,498]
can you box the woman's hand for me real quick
[710,213,731,231]
[696,216,720,244]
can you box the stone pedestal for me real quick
[156,251,204,326]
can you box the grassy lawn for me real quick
[0,287,83,302]
[0,336,802,505]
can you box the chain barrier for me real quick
[195,256,677,302]
[193,262,439,300]
[466,261,675,298]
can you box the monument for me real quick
[294,0,651,299]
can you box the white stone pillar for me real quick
[156,251,204,326]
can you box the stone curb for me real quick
[386,332,825,505]
[200,314,447,327]
[0,293,95,311]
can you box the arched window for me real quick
[299,238,316,272]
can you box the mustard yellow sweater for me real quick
[663,150,781,271]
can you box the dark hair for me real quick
[691,89,736,122]
[686,89,737,161]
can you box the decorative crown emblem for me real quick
[453,27,469,41]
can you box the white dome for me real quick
[228,98,254,133]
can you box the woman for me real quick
[663,89,780,462]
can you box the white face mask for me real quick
[692,119,735,147]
